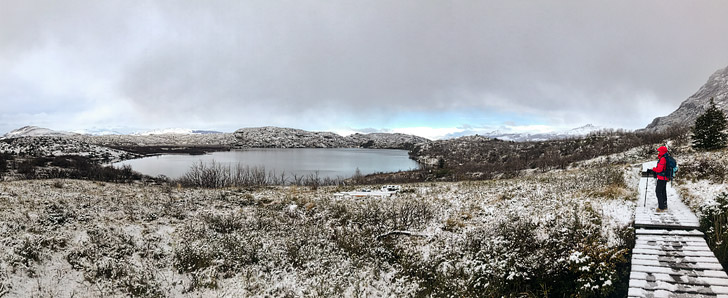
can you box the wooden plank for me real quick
[635,243,712,252]
[631,265,728,278]
[632,258,724,271]
[634,216,699,224]
[629,279,728,294]
[637,235,709,243]
[636,240,710,247]
[630,272,728,287]
[634,218,700,225]
[635,223,701,230]
[635,240,711,248]
[635,240,710,248]
[633,248,717,257]
[634,218,699,223]
[628,287,726,297]
[632,254,723,265]
[636,229,705,236]
[634,214,699,220]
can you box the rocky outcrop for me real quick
[645,65,728,132]
[233,127,429,149]
[345,133,427,150]
[73,133,238,147]
[234,127,348,148]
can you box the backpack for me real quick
[661,153,678,180]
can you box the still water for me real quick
[113,148,420,179]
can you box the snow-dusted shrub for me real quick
[39,201,76,228]
[681,155,728,183]
[460,209,627,297]
[173,214,263,278]
[0,269,8,297]
[699,192,728,268]
[12,236,42,270]
[0,153,10,174]
[326,197,435,234]
[66,225,163,297]
[6,234,67,275]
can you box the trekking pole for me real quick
[644,175,649,207]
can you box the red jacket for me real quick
[652,146,670,181]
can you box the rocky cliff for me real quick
[645,65,728,132]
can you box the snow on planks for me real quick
[629,230,728,297]
[630,162,727,297]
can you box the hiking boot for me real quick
[655,208,665,212]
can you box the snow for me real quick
[470,123,604,142]
[2,126,77,139]
[133,128,199,136]
[1,133,726,296]
[0,160,639,296]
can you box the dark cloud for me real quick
[2,1,728,135]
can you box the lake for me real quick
[113,148,420,180]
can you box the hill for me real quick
[1,126,77,139]
[234,127,429,150]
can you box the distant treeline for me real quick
[1,154,142,183]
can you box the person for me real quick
[652,146,669,212]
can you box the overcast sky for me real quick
[1,1,728,139]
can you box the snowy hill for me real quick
[645,64,728,132]
[2,126,77,139]
[234,127,429,149]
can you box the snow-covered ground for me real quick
[670,149,728,216]
[0,160,638,297]
[3,133,724,297]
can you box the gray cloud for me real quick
[2,0,728,135]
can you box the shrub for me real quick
[173,214,264,291]
[679,156,728,183]
[456,208,629,297]
[0,153,10,173]
[8,234,67,273]
[699,192,728,269]
[65,226,163,297]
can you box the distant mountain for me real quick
[2,126,77,139]
[192,130,224,135]
[234,127,429,150]
[445,124,604,142]
[132,128,223,136]
[645,64,728,132]
[72,128,124,136]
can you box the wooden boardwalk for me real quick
[629,163,728,297]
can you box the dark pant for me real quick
[655,179,668,209]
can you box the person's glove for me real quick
[642,169,655,177]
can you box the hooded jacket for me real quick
[652,146,670,181]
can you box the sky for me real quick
[1,1,728,140]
